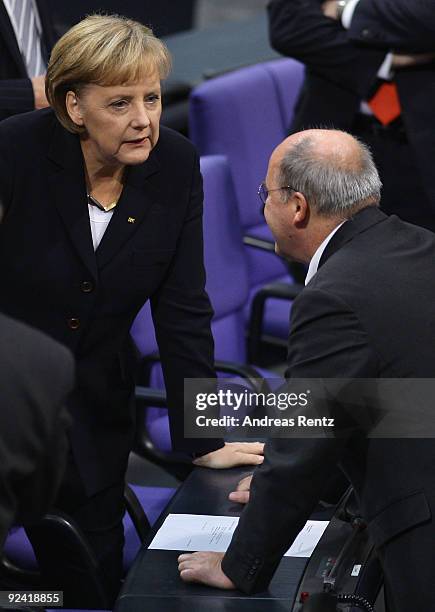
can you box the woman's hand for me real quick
[193,442,264,469]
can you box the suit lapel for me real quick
[47,121,98,280]
[95,154,160,270]
[0,1,27,76]
[319,207,387,269]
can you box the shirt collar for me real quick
[305,221,346,286]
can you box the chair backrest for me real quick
[131,155,251,364]
[130,156,253,452]
[130,301,157,359]
[189,58,305,232]
[263,58,305,133]
[201,155,250,362]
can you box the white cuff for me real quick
[377,53,394,80]
[341,0,361,29]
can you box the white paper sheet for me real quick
[148,513,329,558]
[284,519,329,557]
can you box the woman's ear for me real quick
[65,91,84,127]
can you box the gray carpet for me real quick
[195,0,267,28]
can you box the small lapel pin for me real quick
[127,216,136,224]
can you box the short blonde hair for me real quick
[46,14,172,133]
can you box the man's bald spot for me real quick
[275,129,366,173]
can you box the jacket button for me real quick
[81,281,94,293]
[67,317,80,330]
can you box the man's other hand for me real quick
[178,552,235,589]
[321,1,340,20]
[193,442,264,469]
[392,52,435,68]
[31,75,49,109]
[228,474,253,504]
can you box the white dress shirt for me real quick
[2,0,45,77]
[305,221,346,285]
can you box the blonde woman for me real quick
[0,14,263,607]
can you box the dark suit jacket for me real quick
[349,0,435,52]
[0,0,56,120]
[0,312,73,551]
[222,208,435,611]
[267,0,435,213]
[0,108,221,496]
[268,0,385,128]
[347,0,435,230]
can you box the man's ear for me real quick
[65,91,84,127]
[292,192,309,225]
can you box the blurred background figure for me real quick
[268,0,435,232]
[0,311,73,553]
[0,0,55,119]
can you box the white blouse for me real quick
[88,204,113,250]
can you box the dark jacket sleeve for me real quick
[150,150,224,456]
[267,0,386,99]
[0,114,18,211]
[348,0,435,52]
[0,79,35,121]
[0,315,74,548]
[0,0,55,120]
[222,288,379,593]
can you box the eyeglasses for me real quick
[257,182,296,206]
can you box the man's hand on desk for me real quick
[228,474,252,504]
[178,551,235,589]
[193,441,264,469]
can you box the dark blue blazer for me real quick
[0,108,221,495]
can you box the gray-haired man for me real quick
[178,129,435,612]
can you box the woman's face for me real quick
[67,73,162,168]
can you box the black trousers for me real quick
[25,456,125,609]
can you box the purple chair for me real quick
[1,484,175,598]
[122,484,175,569]
[189,59,305,361]
[130,302,172,453]
[131,156,278,460]
[202,155,251,364]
